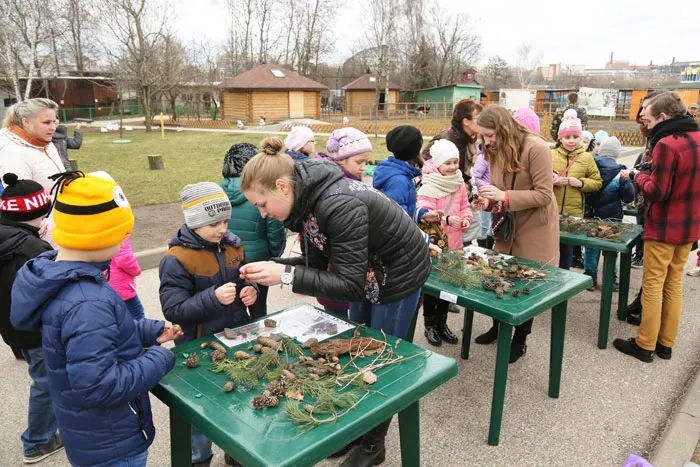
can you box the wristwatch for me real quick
[280,264,293,287]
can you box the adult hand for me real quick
[156,322,183,344]
[620,169,632,181]
[422,210,443,222]
[215,282,237,305]
[74,122,82,130]
[428,243,442,257]
[240,286,258,306]
[461,218,471,231]
[239,261,285,287]
[447,215,462,228]
[479,185,506,202]
[473,197,491,211]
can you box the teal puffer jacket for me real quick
[221,177,286,263]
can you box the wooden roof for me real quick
[343,74,401,91]
[222,65,328,91]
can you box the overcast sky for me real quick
[174,0,700,70]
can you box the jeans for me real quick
[478,210,492,240]
[559,243,574,270]
[192,426,212,463]
[108,450,148,467]
[349,289,422,339]
[583,247,618,282]
[637,241,693,350]
[124,295,145,320]
[21,348,58,455]
[248,285,268,320]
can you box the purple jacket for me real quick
[472,149,490,189]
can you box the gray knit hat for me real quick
[598,136,622,158]
[180,182,231,229]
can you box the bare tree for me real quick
[100,0,173,131]
[427,6,480,87]
[482,55,512,88]
[0,0,55,101]
[515,43,542,88]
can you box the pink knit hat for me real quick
[557,109,582,139]
[326,127,373,160]
[513,107,540,133]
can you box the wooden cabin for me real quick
[220,65,327,123]
[343,74,401,116]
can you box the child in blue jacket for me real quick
[11,171,179,467]
[583,137,635,289]
[159,181,258,467]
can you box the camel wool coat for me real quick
[490,135,560,265]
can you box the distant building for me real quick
[220,64,328,122]
[414,70,484,114]
[342,74,401,116]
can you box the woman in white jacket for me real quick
[0,98,65,244]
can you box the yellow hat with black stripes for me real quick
[51,171,135,250]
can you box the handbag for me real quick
[491,171,518,242]
[419,192,456,252]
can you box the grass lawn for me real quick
[75,130,390,207]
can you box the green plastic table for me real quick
[559,224,643,349]
[423,255,591,446]
[623,207,637,217]
[151,308,457,467]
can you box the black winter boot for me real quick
[486,236,495,250]
[437,314,459,344]
[424,316,442,347]
[509,323,531,364]
[475,323,498,345]
[626,287,642,326]
[341,420,390,467]
[477,238,488,249]
[328,438,361,458]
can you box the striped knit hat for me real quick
[180,182,231,229]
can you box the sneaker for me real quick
[572,257,584,269]
[23,434,64,464]
[655,343,672,360]
[447,303,460,313]
[192,454,214,467]
[613,280,620,292]
[686,266,700,277]
[584,271,597,291]
[613,338,653,363]
[631,258,643,269]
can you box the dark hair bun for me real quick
[2,173,18,186]
[260,137,284,156]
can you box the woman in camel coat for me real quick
[473,105,559,363]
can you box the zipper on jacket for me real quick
[560,153,569,215]
[129,401,148,440]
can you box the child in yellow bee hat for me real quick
[10,171,181,467]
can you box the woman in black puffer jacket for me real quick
[239,137,432,466]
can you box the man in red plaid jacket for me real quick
[614,91,700,363]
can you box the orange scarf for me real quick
[9,125,50,148]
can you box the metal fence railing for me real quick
[58,103,218,122]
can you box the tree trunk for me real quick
[142,87,152,131]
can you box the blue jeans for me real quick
[108,450,148,467]
[192,426,212,463]
[583,248,618,282]
[348,289,422,339]
[479,210,492,240]
[124,295,145,320]
[21,348,58,455]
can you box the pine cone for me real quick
[210,349,226,363]
[495,287,504,299]
[185,353,199,368]
[523,286,531,295]
[511,289,521,297]
[262,391,279,408]
[252,395,266,409]
[266,381,287,397]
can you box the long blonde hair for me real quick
[477,105,534,174]
[240,137,296,193]
[2,98,59,128]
